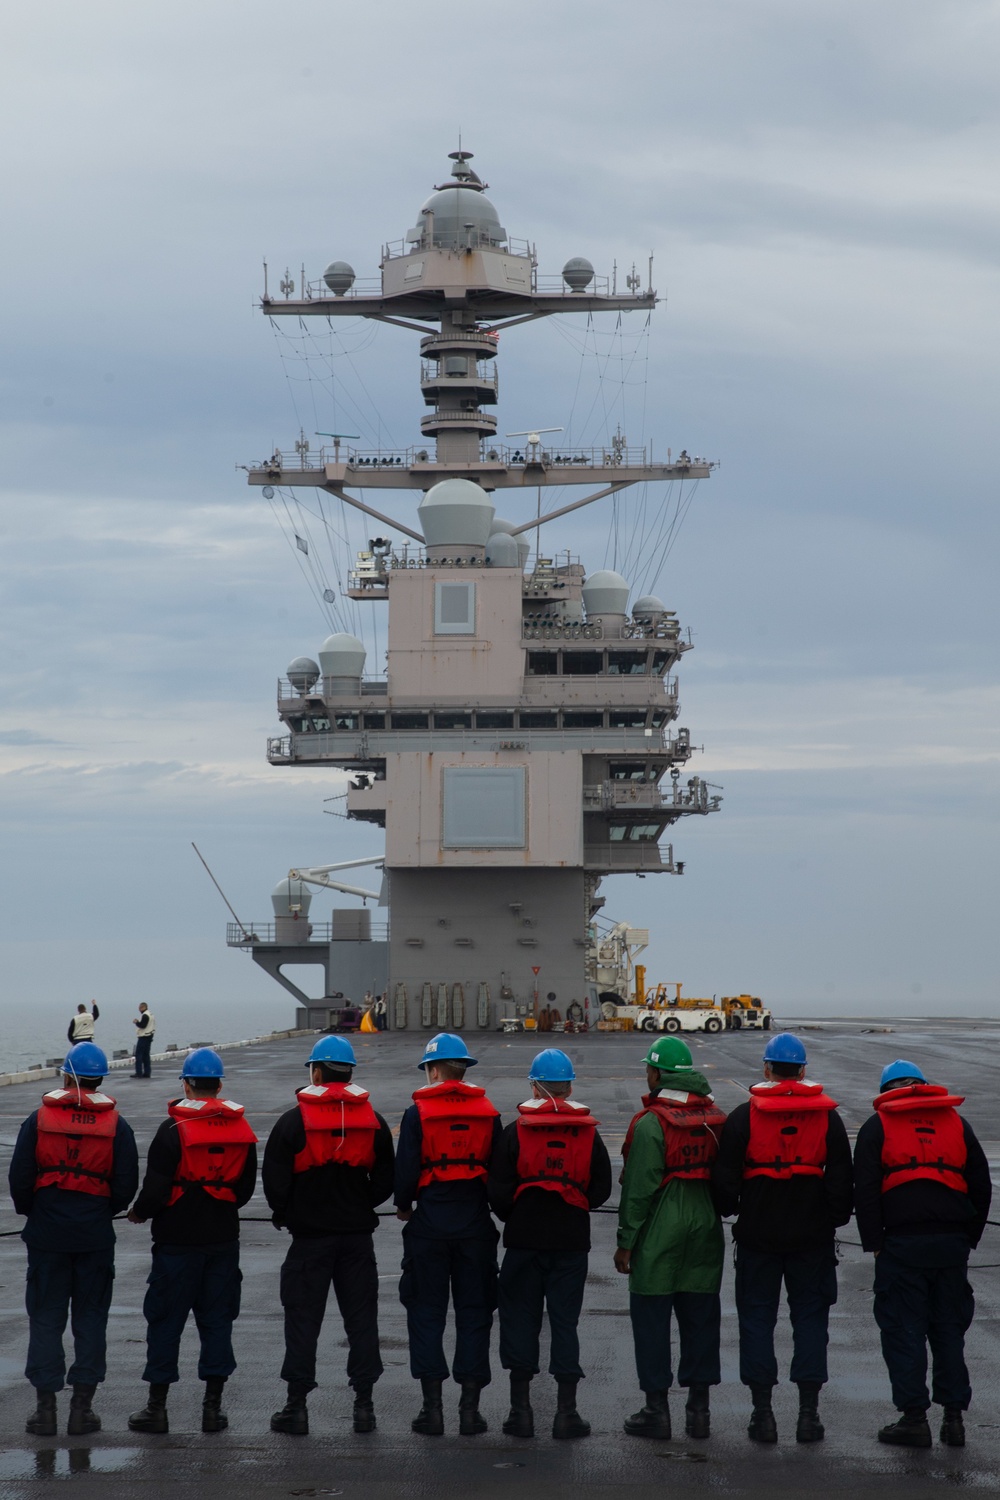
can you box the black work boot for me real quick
[796,1381,824,1443]
[502,1371,534,1438]
[458,1379,488,1436]
[685,1383,710,1440]
[270,1381,309,1435]
[748,1384,778,1444]
[877,1408,932,1447]
[624,1390,671,1439]
[202,1376,228,1433]
[26,1390,57,1437]
[352,1380,376,1434]
[940,1407,965,1447]
[411,1377,444,1436]
[552,1377,590,1439]
[67,1384,101,1436]
[128,1382,169,1434]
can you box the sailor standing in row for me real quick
[8,1043,138,1437]
[127,1048,257,1435]
[263,1036,395,1436]
[394,1033,502,1437]
[855,1059,992,1449]
[712,1034,853,1444]
[616,1036,726,1441]
[488,1048,611,1440]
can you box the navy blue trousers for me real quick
[279,1233,383,1392]
[629,1291,721,1393]
[399,1231,497,1385]
[498,1248,588,1379]
[735,1244,837,1387]
[25,1247,115,1392]
[142,1242,241,1384]
[874,1234,974,1412]
[134,1035,152,1077]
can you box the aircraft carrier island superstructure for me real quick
[237,150,721,1029]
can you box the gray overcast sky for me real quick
[1,0,998,1050]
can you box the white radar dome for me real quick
[562,257,595,291]
[632,595,667,622]
[418,479,495,548]
[582,569,630,618]
[271,877,313,918]
[287,656,320,692]
[489,517,530,569]
[318,633,366,679]
[486,532,520,567]
[323,261,356,295]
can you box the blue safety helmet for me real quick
[306,1036,357,1068]
[418,1032,477,1070]
[880,1058,926,1090]
[179,1047,225,1080]
[762,1033,807,1066]
[528,1048,575,1082]
[63,1042,108,1079]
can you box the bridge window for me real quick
[608,651,648,675]
[562,651,602,675]
[519,711,558,729]
[434,711,473,729]
[609,710,649,729]
[362,713,385,730]
[564,711,604,729]
[526,651,558,675]
[391,712,430,729]
[475,711,515,729]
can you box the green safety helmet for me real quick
[642,1035,693,1073]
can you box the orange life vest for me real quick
[35,1089,119,1198]
[167,1097,258,1206]
[744,1080,838,1181]
[514,1097,597,1210]
[622,1091,727,1185]
[414,1080,499,1188]
[874,1083,968,1195]
[294,1083,379,1172]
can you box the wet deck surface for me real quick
[2,1019,999,1498]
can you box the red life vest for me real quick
[744,1080,838,1181]
[874,1084,968,1195]
[622,1091,727,1186]
[167,1097,258,1206]
[414,1081,499,1188]
[294,1083,379,1172]
[35,1089,119,1198]
[513,1097,597,1210]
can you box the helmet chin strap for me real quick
[532,1080,565,1110]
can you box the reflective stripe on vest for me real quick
[35,1090,118,1198]
[167,1097,257,1205]
[744,1081,838,1180]
[294,1083,378,1172]
[622,1091,727,1186]
[874,1084,968,1194]
[513,1098,597,1210]
[414,1081,499,1188]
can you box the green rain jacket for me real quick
[617,1089,725,1296]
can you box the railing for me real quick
[420,363,499,394]
[266,277,383,303]
[277,678,388,702]
[584,843,677,872]
[267,725,679,761]
[381,235,534,260]
[250,442,715,474]
[583,780,722,815]
[227,920,388,946]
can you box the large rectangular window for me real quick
[434,581,476,635]
[443,767,526,848]
[519,711,558,729]
[475,711,514,729]
[562,651,603,676]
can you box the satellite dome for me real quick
[489,517,530,569]
[287,656,320,693]
[562,257,595,292]
[418,479,495,553]
[318,633,366,684]
[632,595,667,622]
[408,152,506,250]
[582,569,630,618]
[486,532,520,567]
[323,261,355,295]
[271,877,313,919]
